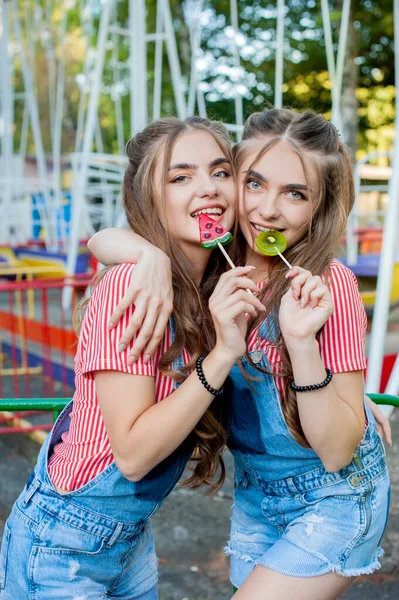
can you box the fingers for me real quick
[364,396,393,447]
[374,410,392,447]
[375,420,392,447]
[211,288,265,318]
[127,298,165,364]
[285,267,329,308]
[307,283,331,309]
[212,266,259,298]
[382,418,393,447]
[227,289,265,314]
[285,267,314,300]
[142,312,172,360]
[116,295,151,352]
[109,292,139,329]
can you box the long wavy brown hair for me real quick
[78,116,235,492]
[231,108,355,446]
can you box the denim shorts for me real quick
[226,432,390,586]
[0,488,159,599]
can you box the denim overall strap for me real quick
[257,309,279,345]
[23,316,196,532]
[228,313,381,483]
[228,313,323,482]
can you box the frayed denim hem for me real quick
[333,547,384,578]
[225,542,384,580]
[224,543,255,564]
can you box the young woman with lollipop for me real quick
[88,108,390,599]
[0,116,269,599]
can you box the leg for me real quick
[232,565,354,600]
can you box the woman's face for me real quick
[238,139,318,270]
[155,130,236,256]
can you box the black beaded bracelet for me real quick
[195,355,224,397]
[290,368,333,393]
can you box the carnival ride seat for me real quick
[340,254,399,317]
[0,247,24,270]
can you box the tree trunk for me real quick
[341,1,359,157]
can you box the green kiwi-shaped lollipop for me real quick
[255,230,292,268]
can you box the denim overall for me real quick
[0,319,196,600]
[225,316,390,586]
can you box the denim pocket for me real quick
[34,513,107,556]
[301,483,359,506]
[0,524,11,589]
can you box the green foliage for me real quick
[7,0,395,158]
[357,85,396,161]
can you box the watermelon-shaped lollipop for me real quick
[198,214,232,249]
[255,230,292,268]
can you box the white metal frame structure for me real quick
[365,0,399,411]
[1,0,398,405]
[0,0,307,261]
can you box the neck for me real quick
[181,242,211,285]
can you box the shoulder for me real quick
[90,264,136,305]
[323,261,366,328]
[328,261,359,287]
[96,263,136,292]
[325,261,361,301]
[319,262,367,371]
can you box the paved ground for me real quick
[1,297,398,598]
[0,408,398,599]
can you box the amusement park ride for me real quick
[1,0,399,411]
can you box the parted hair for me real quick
[79,117,234,492]
[232,108,355,446]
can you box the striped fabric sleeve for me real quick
[80,263,155,377]
[318,262,367,373]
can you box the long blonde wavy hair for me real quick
[231,108,355,446]
[77,116,235,492]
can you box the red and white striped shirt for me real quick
[48,262,366,490]
[247,261,368,398]
[48,263,190,491]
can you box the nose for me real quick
[257,190,280,220]
[196,174,218,199]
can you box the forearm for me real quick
[88,228,158,265]
[287,339,364,471]
[117,347,235,481]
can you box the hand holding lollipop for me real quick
[255,230,330,324]
[198,214,255,295]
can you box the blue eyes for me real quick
[288,190,307,200]
[213,170,231,179]
[247,179,261,191]
[246,178,307,200]
[170,170,231,184]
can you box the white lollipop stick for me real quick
[275,249,293,269]
[217,242,254,295]
[217,241,235,269]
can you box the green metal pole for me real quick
[0,398,70,422]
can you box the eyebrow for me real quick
[244,169,308,191]
[168,157,231,171]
